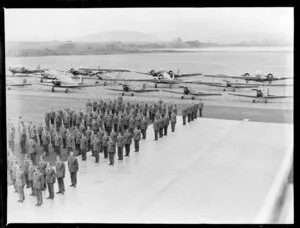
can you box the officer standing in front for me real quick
[108,137,116,165]
[46,162,56,200]
[124,129,132,156]
[182,106,187,125]
[68,151,79,187]
[171,111,177,132]
[133,127,141,152]
[15,165,26,203]
[33,167,44,206]
[55,156,65,194]
[116,132,125,160]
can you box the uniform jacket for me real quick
[102,135,110,147]
[133,129,141,141]
[38,161,47,175]
[46,167,56,184]
[141,119,148,130]
[117,135,125,148]
[171,113,177,123]
[153,120,159,130]
[15,170,26,187]
[110,131,118,142]
[29,141,37,154]
[68,156,79,173]
[124,132,132,145]
[28,165,35,181]
[56,161,65,178]
[108,141,116,153]
[23,159,30,175]
[93,138,101,151]
[33,171,44,189]
[80,137,87,149]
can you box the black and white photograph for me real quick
[4,7,293,224]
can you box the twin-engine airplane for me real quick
[8,65,48,76]
[161,86,222,100]
[130,69,203,88]
[204,71,293,84]
[229,88,293,103]
[36,70,103,93]
[105,83,159,96]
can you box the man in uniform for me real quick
[42,129,50,156]
[33,166,44,206]
[38,156,47,190]
[187,105,191,123]
[68,152,79,187]
[163,114,169,136]
[198,100,204,117]
[45,162,56,200]
[110,128,118,143]
[158,115,164,138]
[153,118,159,140]
[23,155,31,188]
[124,129,132,156]
[93,134,101,163]
[75,127,81,153]
[60,125,67,149]
[171,111,177,132]
[50,108,56,126]
[28,161,36,196]
[141,116,148,139]
[113,113,119,133]
[8,124,15,152]
[15,165,26,203]
[182,106,187,125]
[80,133,87,161]
[118,113,124,135]
[19,126,27,154]
[102,131,110,159]
[55,156,65,194]
[54,131,62,156]
[116,132,125,160]
[86,126,93,152]
[98,127,105,153]
[29,137,37,165]
[133,127,141,152]
[44,111,50,128]
[108,138,116,165]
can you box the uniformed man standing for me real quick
[28,161,36,196]
[23,155,31,188]
[45,162,56,200]
[93,135,101,163]
[171,111,177,132]
[187,106,191,123]
[124,129,132,156]
[80,133,87,161]
[8,125,15,152]
[102,131,110,159]
[199,100,204,117]
[15,165,26,203]
[60,125,67,149]
[29,137,37,165]
[55,156,65,194]
[19,126,27,154]
[133,127,141,152]
[75,127,81,153]
[116,132,125,160]
[54,132,62,156]
[42,129,50,156]
[153,118,159,140]
[182,107,187,125]
[141,116,148,139]
[108,138,116,165]
[110,128,118,143]
[86,126,92,152]
[163,115,169,136]
[50,108,56,126]
[12,160,18,192]
[158,115,164,138]
[68,152,79,187]
[44,111,50,128]
[33,167,44,206]
[38,156,47,190]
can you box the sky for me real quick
[5,8,294,43]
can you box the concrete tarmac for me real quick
[7,117,293,223]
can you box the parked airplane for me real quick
[36,70,103,93]
[6,78,32,90]
[228,88,293,103]
[131,69,203,88]
[206,80,259,92]
[68,66,130,78]
[105,83,159,96]
[161,86,222,100]
[204,71,293,84]
[8,65,48,76]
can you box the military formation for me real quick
[7,96,204,206]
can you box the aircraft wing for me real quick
[175,73,203,78]
[87,68,130,73]
[191,92,223,96]
[6,83,32,87]
[204,74,247,80]
[161,89,183,95]
[105,88,124,92]
[228,93,257,98]
[130,71,152,76]
[264,95,293,99]
[133,89,159,93]
[36,82,102,88]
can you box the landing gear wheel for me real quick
[121,93,125,96]
[252,99,255,103]
[103,82,107,86]
[65,88,69,93]
[191,96,195,100]
[131,93,134,96]
[181,96,184,100]
[155,84,158,88]
[51,87,55,92]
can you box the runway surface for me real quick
[7,117,293,223]
[6,91,293,124]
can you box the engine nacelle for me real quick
[266,73,274,80]
[168,70,174,78]
[150,70,156,76]
[158,74,164,80]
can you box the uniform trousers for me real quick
[57,177,65,193]
[117,147,123,160]
[47,182,54,199]
[134,140,140,152]
[70,172,77,186]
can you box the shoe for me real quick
[70,184,74,187]
[14,190,17,193]
[109,163,112,165]
[17,200,21,202]
[35,203,39,206]
[61,192,64,195]
[37,204,41,207]
[46,196,51,199]
[51,197,54,200]
[73,185,76,188]
[56,191,61,194]
[20,200,24,203]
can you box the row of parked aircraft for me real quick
[6,65,293,103]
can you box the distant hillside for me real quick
[75,30,160,43]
